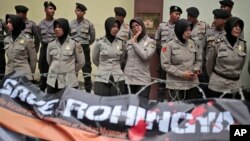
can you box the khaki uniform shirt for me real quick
[46,37,85,88]
[92,37,125,83]
[70,18,95,45]
[116,23,131,41]
[38,19,55,44]
[124,36,156,85]
[23,19,40,52]
[154,22,175,47]
[161,37,202,90]
[4,33,37,80]
[0,19,6,43]
[206,36,247,92]
[191,21,210,63]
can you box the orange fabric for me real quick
[0,107,127,141]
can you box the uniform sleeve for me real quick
[193,43,202,71]
[161,44,184,78]
[132,40,156,61]
[154,25,162,48]
[46,44,52,65]
[26,39,37,73]
[75,42,85,72]
[248,57,250,76]
[89,22,96,45]
[206,45,217,77]
[31,21,40,52]
[92,41,100,66]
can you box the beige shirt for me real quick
[116,23,131,41]
[206,35,247,92]
[161,37,202,90]
[92,37,125,83]
[154,21,175,47]
[124,35,156,85]
[47,37,85,88]
[4,33,37,80]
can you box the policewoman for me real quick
[161,19,202,101]
[124,17,156,99]
[92,17,125,96]
[46,18,85,94]
[4,14,37,81]
[206,17,246,98]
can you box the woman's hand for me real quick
[131,31,141,43]
[183,70,196,80]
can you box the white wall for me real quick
[163,0,250,87]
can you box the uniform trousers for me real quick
[0,43,5,80]
[94,76,125,96]
[39,44,49,91]
[81,44,92,93]
[125,84,151,99]
[166,87,202,102]
[47,81,78,94]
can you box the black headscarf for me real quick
[105,17,121,43]
[53,18,70,45]
[129,17,147,42]
[5,14,25,41]
[174,19,192,44]
[224,17,244,47]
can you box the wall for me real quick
[0,0,134,80]
[163,0,250,87]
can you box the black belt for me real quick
[213,69,239,81]
[41,43,48,47]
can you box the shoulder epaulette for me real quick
[215,38,224,43]
[22,33,32,39]
[71,37,79,43]
[239,38,246,43]
[48,39,55,43]
[96,36,104,42]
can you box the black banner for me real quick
[1,72,250,141]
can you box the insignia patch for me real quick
[117,45,122,51]
[162,47,167,52]
[238,45,244,52]
[20,40,25,45]
[77,45,82,53]
[66,45,71,50]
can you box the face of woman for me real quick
[131,22,142,34]
[110,22,120,36]
[231,22,242,38]
[6,18,13,32]
[54,24,64,37]
[182,26,192,40]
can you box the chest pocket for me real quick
[4,44,10,50]
[100,46,108,55]
[49,49,58,56]
[81,27,89,39]
[70,28,77,35]
[40,28,47,36]
[238,51,246,57]
[189,47,197,53]
[62,48,74,56]
[171,48,182,64]
[15,45,25,51]
[218,51,228,58]
[161,30,170,40]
